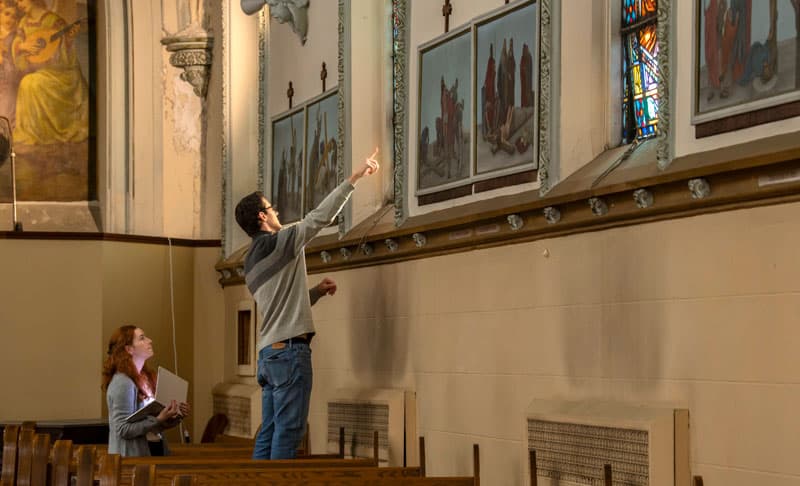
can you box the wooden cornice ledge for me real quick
[215,132,800,287]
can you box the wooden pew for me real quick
[1,424,19,486]
[15,430,50,486]
[119,456,381,486]
[171,475,476,486]
[51,440,74,486]
[81,431,375,486]
[99,453,122,486]
[81,424,347,461]
[163,443,479,486]
[30,433,50,486]
[14,427,35,486]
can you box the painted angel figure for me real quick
[266,0,309,44]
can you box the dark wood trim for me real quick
[695,100,800,138]
[474,169,537,193]
[417,169,537,206]
[0,231,221,247]
[418,184,472,205]
[214,140,800,286]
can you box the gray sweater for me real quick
[106,373,168,457]
[245,181,355,351]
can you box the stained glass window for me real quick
[621,0,658,143]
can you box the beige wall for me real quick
[0,240,103,420]
[0,240,224,444]
[305,200,800,485]
[191,247,227,440]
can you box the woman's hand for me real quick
[156,400,180,424]
[177,402,191,419]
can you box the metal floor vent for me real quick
[211,382,261,438]
[527,400,689,486]
[528,419,649,485]
[328,402,390,458]
[326,388,417,467]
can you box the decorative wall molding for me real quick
[215,147,800,284]
[543,206,561,224]
[220,0,232,256]
[507,214,524,231]
[655,0,672,169]
[337,0,347,236]
[391,0,409,227]
[215,157,800,283]
[385,238,399,252]
[688,178,710,199]
[257,9,270,191]
[161,28,214,98]
[632,188,654,208]
[537,0,553,194]
[588,196,609,216]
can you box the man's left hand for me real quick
[316,277,337,296]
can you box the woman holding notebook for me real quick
[102,325,190,456]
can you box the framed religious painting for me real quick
[0,0,95,203]
[692,0,800,133]
[416,26,472,194]
[474,0,538,175]
[271,107,305,224]
[303,88,338,214]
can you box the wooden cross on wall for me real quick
[442,0,453,33]
[321,62,327,92]
[287,81,294,109]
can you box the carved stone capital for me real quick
[161,33,214,98]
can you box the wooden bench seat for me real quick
[171,474,476,486]
[145,464,421,486]
[164,444,479,486]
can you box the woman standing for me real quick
[102,325,189,457]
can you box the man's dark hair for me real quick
[235,191,265,237]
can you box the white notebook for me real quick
[125,367,188,423]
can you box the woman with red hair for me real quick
[102,325,189,456]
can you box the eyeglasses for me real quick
[260,206,274,214]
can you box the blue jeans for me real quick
[253,341,312,459]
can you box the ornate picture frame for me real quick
[416,25,472,194]
[271,107,305,224]
[692,0,800,135]
[304,88,339,214]
[474,1,539,177]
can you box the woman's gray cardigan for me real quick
[106,372,171,457]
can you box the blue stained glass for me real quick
[623,0,638,26]
[621,2,658,142]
